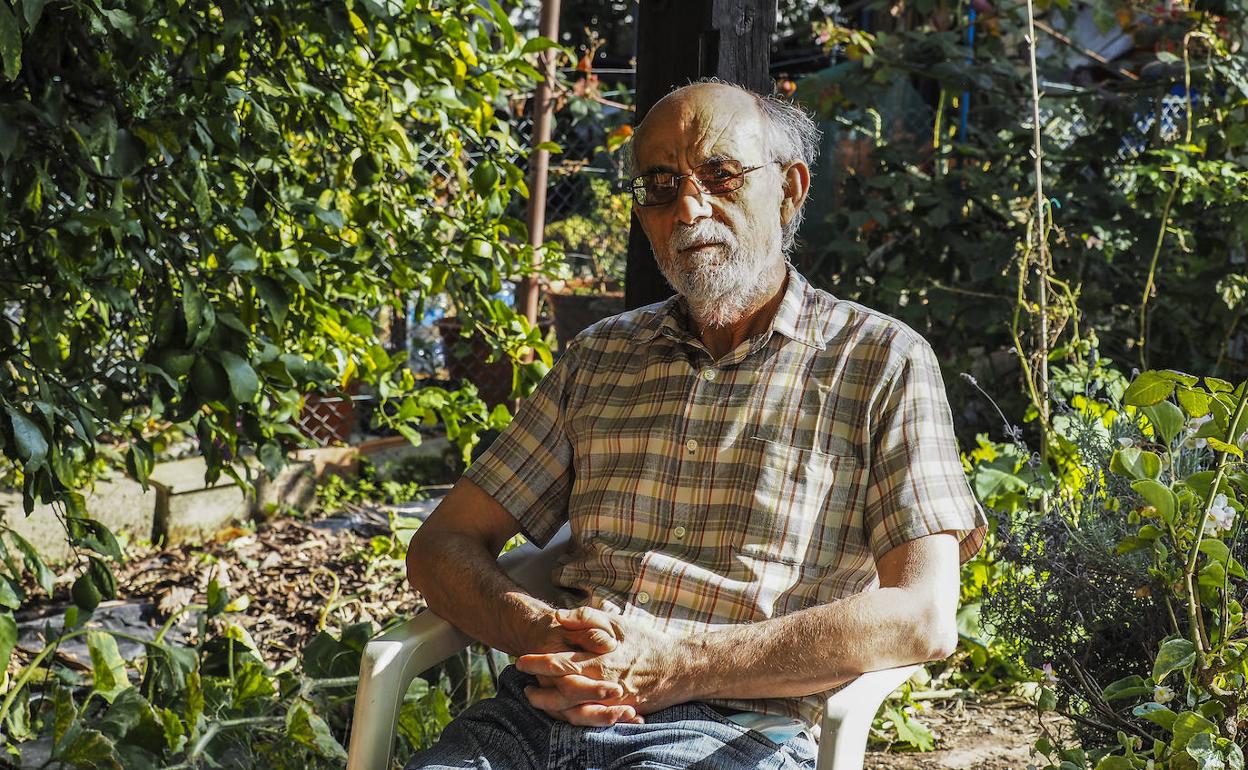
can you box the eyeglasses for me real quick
[629,159,779,207]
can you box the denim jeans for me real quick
[403,666,818,770]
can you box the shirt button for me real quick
[701,368,717,382]
[636,591,650,605]
[673,526,687,539]
[685,439,698,453]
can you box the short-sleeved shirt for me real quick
[465,265,987,727]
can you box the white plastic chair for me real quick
[347,524,920,770]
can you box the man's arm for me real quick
[408,476,617,657]
[406,476,642,724]
[517,531,961,714]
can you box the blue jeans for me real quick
[403,665,818,770]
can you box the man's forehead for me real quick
[634,87,767,170]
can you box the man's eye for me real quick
[648,174,676,188]
[702,163,736,180]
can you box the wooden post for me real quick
[624,0,777,311]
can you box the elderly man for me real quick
[404,80,985,770]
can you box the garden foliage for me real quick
[0,0,557,763]
[799,2,1248,428]
[981,365,1248,768]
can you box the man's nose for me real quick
[673,176,712,225]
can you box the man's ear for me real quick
[779,161,811,227]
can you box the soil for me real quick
[866,695,1072,770]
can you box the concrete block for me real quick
[254,459,317,518]
[0,471,158,564]
[149,457,248,546]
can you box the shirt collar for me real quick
[633,264,827,350]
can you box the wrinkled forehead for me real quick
[633,89,769,173]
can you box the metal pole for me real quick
[519,0,562,327]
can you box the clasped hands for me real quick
[518,606,684,727]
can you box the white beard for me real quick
[659,221,777,328]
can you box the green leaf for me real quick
[1177,387,1212,418]
[286,701,348,760]
[105,129,145,177]
[56,727,122,770]
[253,276,289,329]
[233,661,276,704]
[1123,371,1176,407]
[1102,674,1151,701]
[1132,479,1178,523]
[1143,401,1185,445]
[1206,437,1243,459]
[521,37,562,54]
[6,406,48,471]
[0,2,21,81]
[217,351,260,403]
[0,574,19,609]
[23,0,50,29]
[1158,370,1200,387]
[10,531,54,594]
[1133,702,1178,730]
[1094,757,1134,770]
[182,281,214,348]
[0,611,16,673]
[535,140,563,153]
[882,706,934,751]
[1171,711,1217,754]
[1110,447,1162,481]
[99,687,149,740]
[1153,638,1197,683]
[87,631,130,703]
[1205,377,1234,393]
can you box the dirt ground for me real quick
[866,696,1071,770]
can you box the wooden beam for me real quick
[625,0,777,311]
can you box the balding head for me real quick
[629,80,820,255]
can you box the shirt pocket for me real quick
[732,436,860,570]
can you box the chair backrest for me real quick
[496,523,572,604]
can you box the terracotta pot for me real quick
[546,279,625,351]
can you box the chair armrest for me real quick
[346,612,472,770]
[346,524,573,770]
[816,664,922,770]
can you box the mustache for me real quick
[669,222,736,252]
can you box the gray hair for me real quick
[626,78,822,255]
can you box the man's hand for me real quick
[518,608,687,725]
[531,605,620,655]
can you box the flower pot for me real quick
[546,279,625,352]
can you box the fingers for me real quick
[556,673,624,702]
[565,626,617,654]
[528,694,643,727]
[523,675,623,712]
[555,606,616,632]
[517,652,582,677]
[565,703,645,726]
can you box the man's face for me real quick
[631,85,789,325]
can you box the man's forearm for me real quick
[674,586,956,702]
[407,529,555,657]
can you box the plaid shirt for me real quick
[465,266,986,727]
